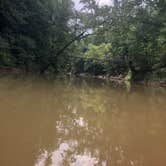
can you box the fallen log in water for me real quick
[0,67,24,74]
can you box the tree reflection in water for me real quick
[0,77,166,166]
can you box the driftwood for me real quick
[0,67,23,74]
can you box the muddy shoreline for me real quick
[0,67,166,87]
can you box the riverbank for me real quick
[76,73,166,87]
[0,67,166,87]
[0,67,25,74]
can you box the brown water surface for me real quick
[0,75,166,166]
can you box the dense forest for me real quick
[0,0,166,81]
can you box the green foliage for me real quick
[125,69,132,81]
[84,43,112,74]
[76,0,166,81]
[0,0,165,81]
[85,43,112,60]
[0,0,74,73]
[71,43,112,75]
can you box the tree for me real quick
[0,0,74,73]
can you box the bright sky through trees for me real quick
[73,0,112,10]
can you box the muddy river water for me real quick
[0,75,166,166]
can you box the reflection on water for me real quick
[0,75,166,166]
